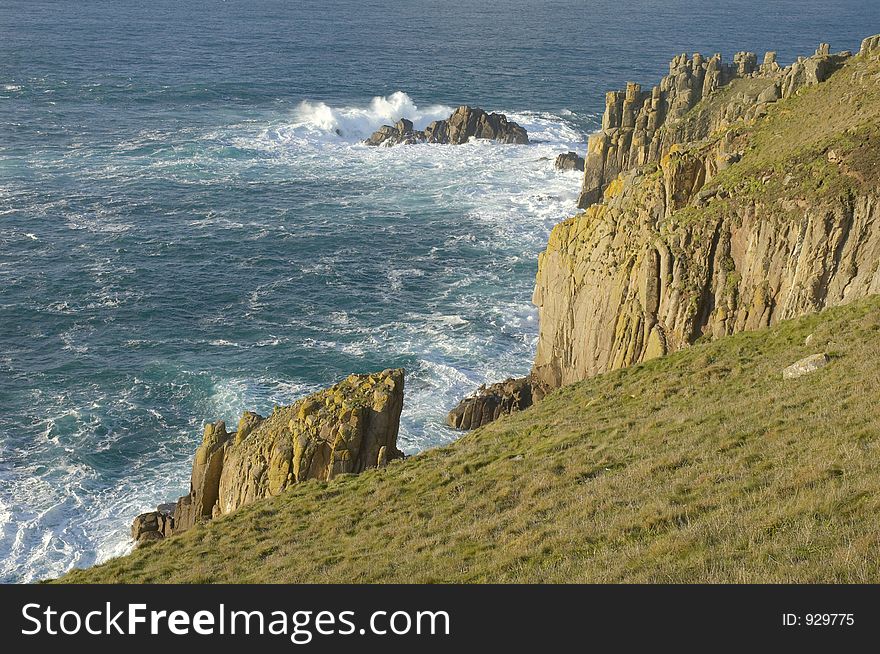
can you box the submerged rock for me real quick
[364,106,528,147]
[132,369,405,545]
[446,375,548,430]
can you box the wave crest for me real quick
[292,91,453,139]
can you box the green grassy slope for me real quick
[60,295,880,583]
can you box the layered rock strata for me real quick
[132,369,405,545]
[365,106,528,146]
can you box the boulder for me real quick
[757,83,781,104]
[447,375,548,430]
[861,34,880,56]
[364,106,528,147]
[136,530,164,546]
[555,152,586,171]
[131,505,175,547]
[782,353,830,379]
[364,124,403,147]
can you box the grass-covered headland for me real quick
[60,295,880,583]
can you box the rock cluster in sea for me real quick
[364,106,529,146]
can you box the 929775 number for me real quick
[783,613,855,626]
[804,613,854,626]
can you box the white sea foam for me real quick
[2,90,595,583]
[208,377,321,425]
[0,384,194,582]
[0,369,330,582]
[292,91,453,140]
[239,92,591,452]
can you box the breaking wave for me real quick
[293,91,454,140]
[1,88,594,583]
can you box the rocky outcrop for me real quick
[531,39,880,389]
[364,119,423,146]
[555,152,586,171]
[216,369,404,515]
[446,375,549,430]
[173,419,233,532]
[533,178,880,388]
[577,44,852,209]
[448,36,880,429]
[131,507,174,546]
[132,369,405,545]
[364,106,528,146]
[863,34,880,55]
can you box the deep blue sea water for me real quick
[0,0,876,582]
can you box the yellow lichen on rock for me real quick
[145,369,405,541]
[532,45,880,391]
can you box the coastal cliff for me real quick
[450,35,880,426]
[533,37,880,388]
[60,34,880,584]
[66,295,880,582]
[132,369,404,545]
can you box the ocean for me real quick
[0,0,875,582]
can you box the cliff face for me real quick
[132,369,404,545]
[534,176,880,387]
[532,38,880,388]
[216,369,404,516]
[446,35,880,427]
